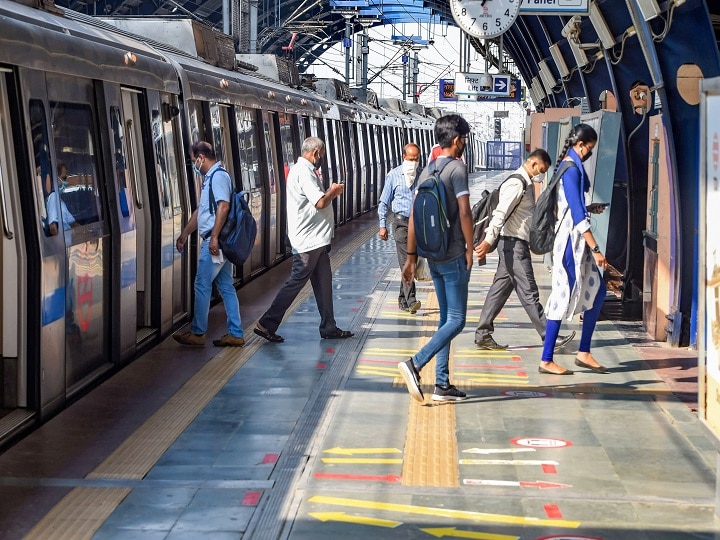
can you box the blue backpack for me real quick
[413,159,451,261]
[208,168,257,267]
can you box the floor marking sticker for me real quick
[543,504,564,519]
[463,479,571,489]
[309,512,402,528]
[511,437,572,448]
[420,527,519,539]
[242,491,261,506]
[307,495,581,527]
[314,472,402,483]
[463,448,536,454]
[323,447,402,455]
[459,459,559,466]
[321,457,403,464]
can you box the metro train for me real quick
[0,0,482,445]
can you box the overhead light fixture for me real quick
[549,44,570,78]
[636,0,661,21]
[539,60,557,91]
[531,76,546,100]
[588,1,616,49]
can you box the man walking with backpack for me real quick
[378,142,422,314]
[397,115,473,402]
[174,141,245,348]
[473,149,575,351]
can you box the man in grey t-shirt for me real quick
[397,115,474,403]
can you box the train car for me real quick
[0,0,446,445]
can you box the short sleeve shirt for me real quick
[416,156,469,262]
[286,156,334,253]
[197,163,232,239]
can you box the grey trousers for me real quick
[475,237,546,340]
[259,245,337,335]
[392,217,417,306]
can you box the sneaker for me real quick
[397,358,424,402]
[173,331,205,347]
[407,300,421,314]
[554,331,576,351]
[213,334,245,347]
[475,334,507,350]
[432,384,467,402]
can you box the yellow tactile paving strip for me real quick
[26,225,377,539]
[24,487,131,540]
[400,292,460,488]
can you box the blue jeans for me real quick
[190,241,243,338]
[413,256,470,387]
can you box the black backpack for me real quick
[413,159,452,261]
[207,168,258,267]
[528,161,576,255]
[471,173,528,250]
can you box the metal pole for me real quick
[249,0,258,53]
[413,52,419,104]
[223,0,230,34]
[344,18,352,84]
[361,28,369,96]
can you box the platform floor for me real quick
[0,172,718,540]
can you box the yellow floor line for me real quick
[400,291,460,488]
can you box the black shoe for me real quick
[398,358,424,402]
[432,384,467,402]
[475,335,507,350]
[321,329,354,339]
[554,331,576,351]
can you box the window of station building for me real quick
[50,101,103,228]
[235,108,262,191]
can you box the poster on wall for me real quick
[707,93,720,382]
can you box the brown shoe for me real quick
[173,331,205,347]
[213,334,245,347]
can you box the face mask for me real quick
[313,156,324,169]
[582,149,593,162]
[532,172,546,183]
[402,160,418,175]
[59,179,69,192]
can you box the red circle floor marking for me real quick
[511,437,572,448]
[536,536,603,540]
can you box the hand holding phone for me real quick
[587,202,609,214]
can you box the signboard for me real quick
[440,78,521,103]
[494,111,510,118]
[700,77,720,447]
[520,0,589,15]
[455,73,511,96]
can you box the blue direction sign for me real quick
[493,75,511,95]
[439,78,521,102]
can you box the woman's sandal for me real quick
[254,326,284,342]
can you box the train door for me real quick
[367,125,377,208]
[374,125,385,204]
[0,70,31,428]
[34,73,111,406]
[329,120,346,225]
[262,111,283,262]
[357,123,369,213]
[235,107,265,276]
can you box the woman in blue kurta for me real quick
[539,124,609,375]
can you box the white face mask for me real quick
[402,160,418,187]
[532,172,546,183]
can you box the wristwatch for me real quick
[591,245,601,253]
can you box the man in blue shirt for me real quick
[378,143,422,313]
[174,141,244,348]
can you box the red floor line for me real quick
[543,503,563,519]
[242,492,261,506]
[542,464,557,474]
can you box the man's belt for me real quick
[393,213,410,223]
[499,235,526,243]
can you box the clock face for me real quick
[449,0,521,39]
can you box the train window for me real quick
[235,108,262,190]
[151,108,173,219]
[277,113,296,181]
[298,116,306,142]
[109,106,133,223]
[187,101,202,143]
[50,101,103,227]
[162,98,182,213]
[30,101,53,236]
[324,120,337,185]
[209,104,227,166]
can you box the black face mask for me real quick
[313,154,325,168]
[582,149,593,162]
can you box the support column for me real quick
[344,18,353,84]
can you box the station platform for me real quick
[0,172,717,540]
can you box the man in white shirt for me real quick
[255,137,352,342]
[474,149,575,351]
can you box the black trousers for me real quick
[475,237,546,340]
[260,245,337,335]
[392,217,417,306]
